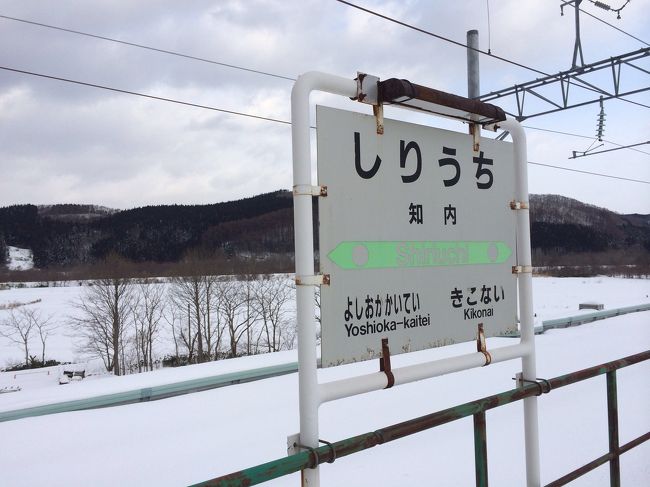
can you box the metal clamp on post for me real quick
[293,184,327,197]
[509,200,529,210]
[512,265,533,274]
[476,323,492,366]
[318,439,336,464]
[295,274,330,286]
[379,338,395,388]
[296,443,320,469]
[514,373,552,396]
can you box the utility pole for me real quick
[467,29,480,99]
[467,30,481,149]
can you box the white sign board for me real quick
[317,106,518,367]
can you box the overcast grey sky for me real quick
[0,0,648,213]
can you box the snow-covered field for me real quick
[0,277,648,486]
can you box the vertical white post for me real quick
[501,117,541,487]
[291,72,357,487]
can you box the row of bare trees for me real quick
[71,275,295,375]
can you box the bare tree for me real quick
[132,281,165,372]
[164,302,195,363]
[0,308,35,366]
[31,309,55,364]
[253,276,292,352]
[169,276,206,362]
[169,275,224,362]
[218,278,248,357]
[71,278,134,375]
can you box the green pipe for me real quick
[0,361,298,423]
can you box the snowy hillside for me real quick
[6,246,34,271]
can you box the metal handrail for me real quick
[190,349,650,487]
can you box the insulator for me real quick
[594,1,611,10]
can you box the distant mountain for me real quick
[529,194,650,254]
[0,191,648,272]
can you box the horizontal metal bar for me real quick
[479,47,649,100]
[319,342,531,404]
[0,361,299,423]
[545,451,614,487]
[544,432,650,487]
[194,350,650,487]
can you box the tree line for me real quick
[71,274,295,375]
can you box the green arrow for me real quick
[327,240,512,270]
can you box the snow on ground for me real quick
[0,277,648,486]
[5,246,34,271]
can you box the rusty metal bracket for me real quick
[476,323,492,366]
[512,265,533,274]
[355,72,379,105]
[293,184,327,197]
[373,103,384,135]
[509,200,530,210]
[318,439,336,464]
[379,338,395,388]
[295,274,330,286]
[470,123,481,152]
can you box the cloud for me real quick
[0,0,647,213]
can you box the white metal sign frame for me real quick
[291,71,540,487]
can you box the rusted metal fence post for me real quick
[473,411,488,487]
[606,370,621,487]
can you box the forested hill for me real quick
[0,191,648,271]
[0,191,294,268]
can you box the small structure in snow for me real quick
[579,302,604,310]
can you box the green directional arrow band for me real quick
[327,240,512,270]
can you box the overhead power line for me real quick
[528,161,649,184]
[522,125,650,156]
[0,65,291,126]
[0,14,296,82]
[1,63,647,185]
[579,7,649,46]
[335,0,649,113]
[569,140,650,159]
[335,0,548,76]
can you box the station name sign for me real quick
[317,106,517,367]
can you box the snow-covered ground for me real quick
[0,277,648,486]
[5,246,34,271]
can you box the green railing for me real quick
[0,362,298,423]
[191,349,650,487]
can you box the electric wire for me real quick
[0,14,296,82]
[569,140,650,158]
[3,9,648,113]
[1,64,647,184]
[579,7,650,46]
[334,0,650,111]
[522,125,650,156]
[486,0,492,54]
[528,161,649,184]
[0,65,291,126]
